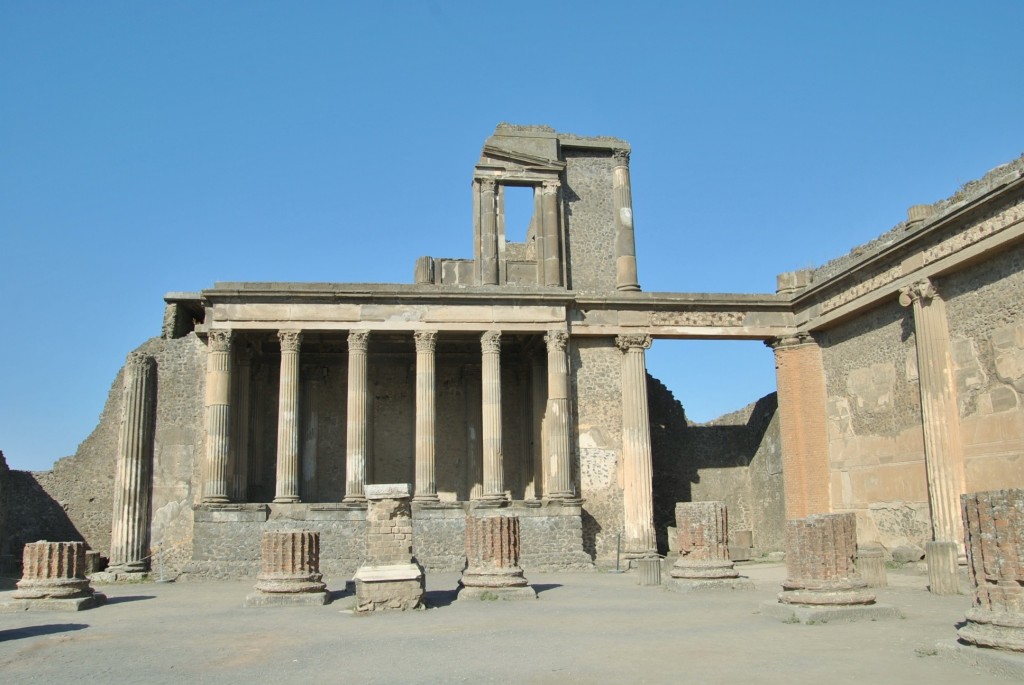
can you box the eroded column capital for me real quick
[277,329,302,352]
[208,329,233,353]
[898,279,939,307]
[125,351,155,371]
[414,330,438,353]
[347,329,370,352]
[765,332,815,350]
[615,334,651,352]
[477,177,496,192]
[481,330,502,354]
[541,179,561,193]
[544,330,569,353]
[612,148,631,166]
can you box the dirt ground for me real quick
[0,561,1015,684]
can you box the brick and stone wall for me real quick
[563,149,618,295]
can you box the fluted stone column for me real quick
[459,515,536,600]
[246,530,328,606]
[959,489,1024,652]
[414,330,439,501]
[274,330,302,503]
[109,352,156,575]
[780,513,874,606]
[344,330,370,503]
[541,180,562,287]
[230,345,253,502]
[612,149,640,292]
[203,329,233,503]
[544,331,573,499]
[8,542,104,610]
[899,280,967,551]
[480,330,506,501]
[616,334,656,556]
[478,179,499,285]
[671,501,740,580]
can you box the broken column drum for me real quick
[252,530,327,596]
[779,512,875,606]
[958,489,1024,652]
[460,515,535,599]
[14,542,95,600]
[671,501,739,580]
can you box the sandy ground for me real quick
[0,562,1015,684]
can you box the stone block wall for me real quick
[563,149,618,295]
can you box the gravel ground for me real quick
[0,562,1016,684]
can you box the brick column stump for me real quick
[352,484,425,613]
[762,513,899,623]
[245,530,328,607]
[669,501,752,592]
[459,515,536,600]
[1,542,105,612]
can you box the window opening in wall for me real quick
[502,185,535,244]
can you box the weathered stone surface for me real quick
[778,513,875,606]
[2,541,105,612]
[354,492,425,612]
[250,530,326,597]
[670,501,740,580]
[459,515,535,600]
[855,545,887,587]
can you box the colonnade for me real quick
[201,328,578,506]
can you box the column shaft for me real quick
[344,330,370,502]
[414,330,439,501]
[479,179,499,285]
[612,149,640,291]
[203,330,233,503]
[480,330,505,500]
[617,335,655,554]
[110,352,156,572]
[899,280,967,546]
[545,331,573,498]
[541,181,562,287]
[274,330,302,503]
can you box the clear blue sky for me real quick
[2,2,1022,472]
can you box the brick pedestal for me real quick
[352,484,425,613]
[958,490,1024,652]
[2,542,105,612]
[669,501,751,592]
[246,530,328,607]
[460,515,535,600]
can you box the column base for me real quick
[342,495,366,505]
[201,496,231,504]
[273,496,301,504]
[0,593,106,613]
[412,494,439,503]
[760,600,901,624]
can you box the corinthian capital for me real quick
[277,330,302,352]
[125,351,155,371]
[477,178,496,192]
[414,330,438,353]
[347,330,370,353]
[544,330,569,353]
[898,279,938,307]
[615,334,651,352]
[208,329,233,353]
[612,148,631,166]
[481,330,502,354]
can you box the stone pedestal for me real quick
[246,530,328,607]
[636,555,662,586]
[2,542,105,612]
[763,513,898,623]
[670,501,752,592]
[459,515,535,600]
[856,545,888,588]
[352,484,425,613]
[958,489,1024,652]
[926,540,961,596]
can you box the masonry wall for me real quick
[563,149,618,295]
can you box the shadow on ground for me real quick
[105,595,156,605]
[0,623,89,642]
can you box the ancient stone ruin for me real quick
[958,489,1024,652]
[245,530,328,607]
[459,514,535,600]
[351,484,425,613]
[669,501,751,591]
[1,541,104,612]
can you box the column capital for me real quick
[612,148,631,166]
[898,278,939,307]
[477,177,496,192]
[765,332,815,350]
[208,329,233,353]
[544,330,569,353]
[125,351,154,371]
[615,334,651,352]
[277,329,302,352]
[481,330,502,354]
[414,330,438,353]
[541,179,561,193]
[348,329,370,352]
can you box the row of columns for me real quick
[202,328,578,505]
[476,178,563,287]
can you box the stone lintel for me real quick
[365,483,411,500]
[759,600,902,624]
[353,563,423,583]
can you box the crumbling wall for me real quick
[817,300,929,551]
[563,149,618,294]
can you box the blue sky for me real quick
[2,2,1022,471]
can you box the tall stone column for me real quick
[109,352,156,574]
[478,178,499,285]
[616,334,655,555]
[540,180,562,287]
[899,279,967,548]
[274,330,302,503]
[344,330,371,503]
[544,331,573,499]
[480,330,506,501]
[413,330,439,502]
[203,329,233,503]
[769,333,831,519]
[230,344,253,501]
[612,149,640,292]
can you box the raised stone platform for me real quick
[669,577,754,593]
[353,563,425,612]
[935,639,1024,681]
[759,600,901,624]
[0,593,106,613]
